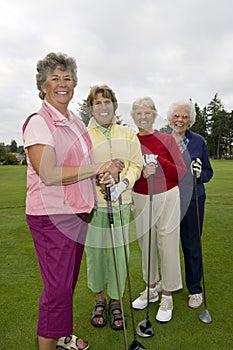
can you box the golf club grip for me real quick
[105,185,114,224]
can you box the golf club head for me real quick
[199,308,212,324]
[128,339,147,350]
[136,318,154,338]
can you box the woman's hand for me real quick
[98,159,124,182]
[98,172,116,187]
[143,163,157,178]
[112,159,125,173]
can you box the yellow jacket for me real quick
[88,117,143,207]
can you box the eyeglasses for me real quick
[172,114,190,121]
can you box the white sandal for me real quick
[56,334,89,350]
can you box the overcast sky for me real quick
[1,0,233,145]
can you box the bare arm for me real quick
[27,144,124,186]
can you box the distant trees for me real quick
[0,140,26,165]
[163,93,232,159]
[9,139,18,153]
[77,94,233,159]
[191,103,208,140]
[1,93,232,163]
[192,94,233,159]
[4,153,18,165]
[77,93,232,159]
[0,143,7,163]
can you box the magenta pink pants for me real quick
[26,213,89,338]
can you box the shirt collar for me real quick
[96,122,112,133]
[43,100,73,125]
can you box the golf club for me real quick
[118,191,147,350]
[105,185,128,350]
[136,174,155,338]
[193,172,212,324]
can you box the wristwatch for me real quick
[122,179,129,188]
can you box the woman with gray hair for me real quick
[167,100,213,309]
[22,53,123,350]
[131,97,186,323]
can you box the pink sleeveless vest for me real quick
[23,103,96,215]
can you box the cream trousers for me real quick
[132,186,182,292]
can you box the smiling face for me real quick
[92,93,114,128]
[43,67,75,113]
[133,104,155,135]
[170,106,191,137]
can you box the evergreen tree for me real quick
[191,103,208,139]
[207,93,228,158]
[9,139,18,152]
[0,143,6,163]
[227,111,233,158]
[18,145,25,155]
[77,99,90,126]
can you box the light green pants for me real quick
[85,205,130,299]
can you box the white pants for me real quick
[132,186,182,292]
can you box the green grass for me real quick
[0,161,232,349]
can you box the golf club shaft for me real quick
[118,193,137,339]
[146,174,154,319]
[193,174,207,308]
[135,173,155,339]
[106,186,128,350]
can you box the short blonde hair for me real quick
[130,96,158,119]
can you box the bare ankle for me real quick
[96,292,104,302]
[162,290,172,296]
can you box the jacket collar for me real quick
[88,115,117,129]
[185,129,193,139]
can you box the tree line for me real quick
[0,140,25,165]
[192,93,232,159]
[78,93,233,160]
[1,93,232,164]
